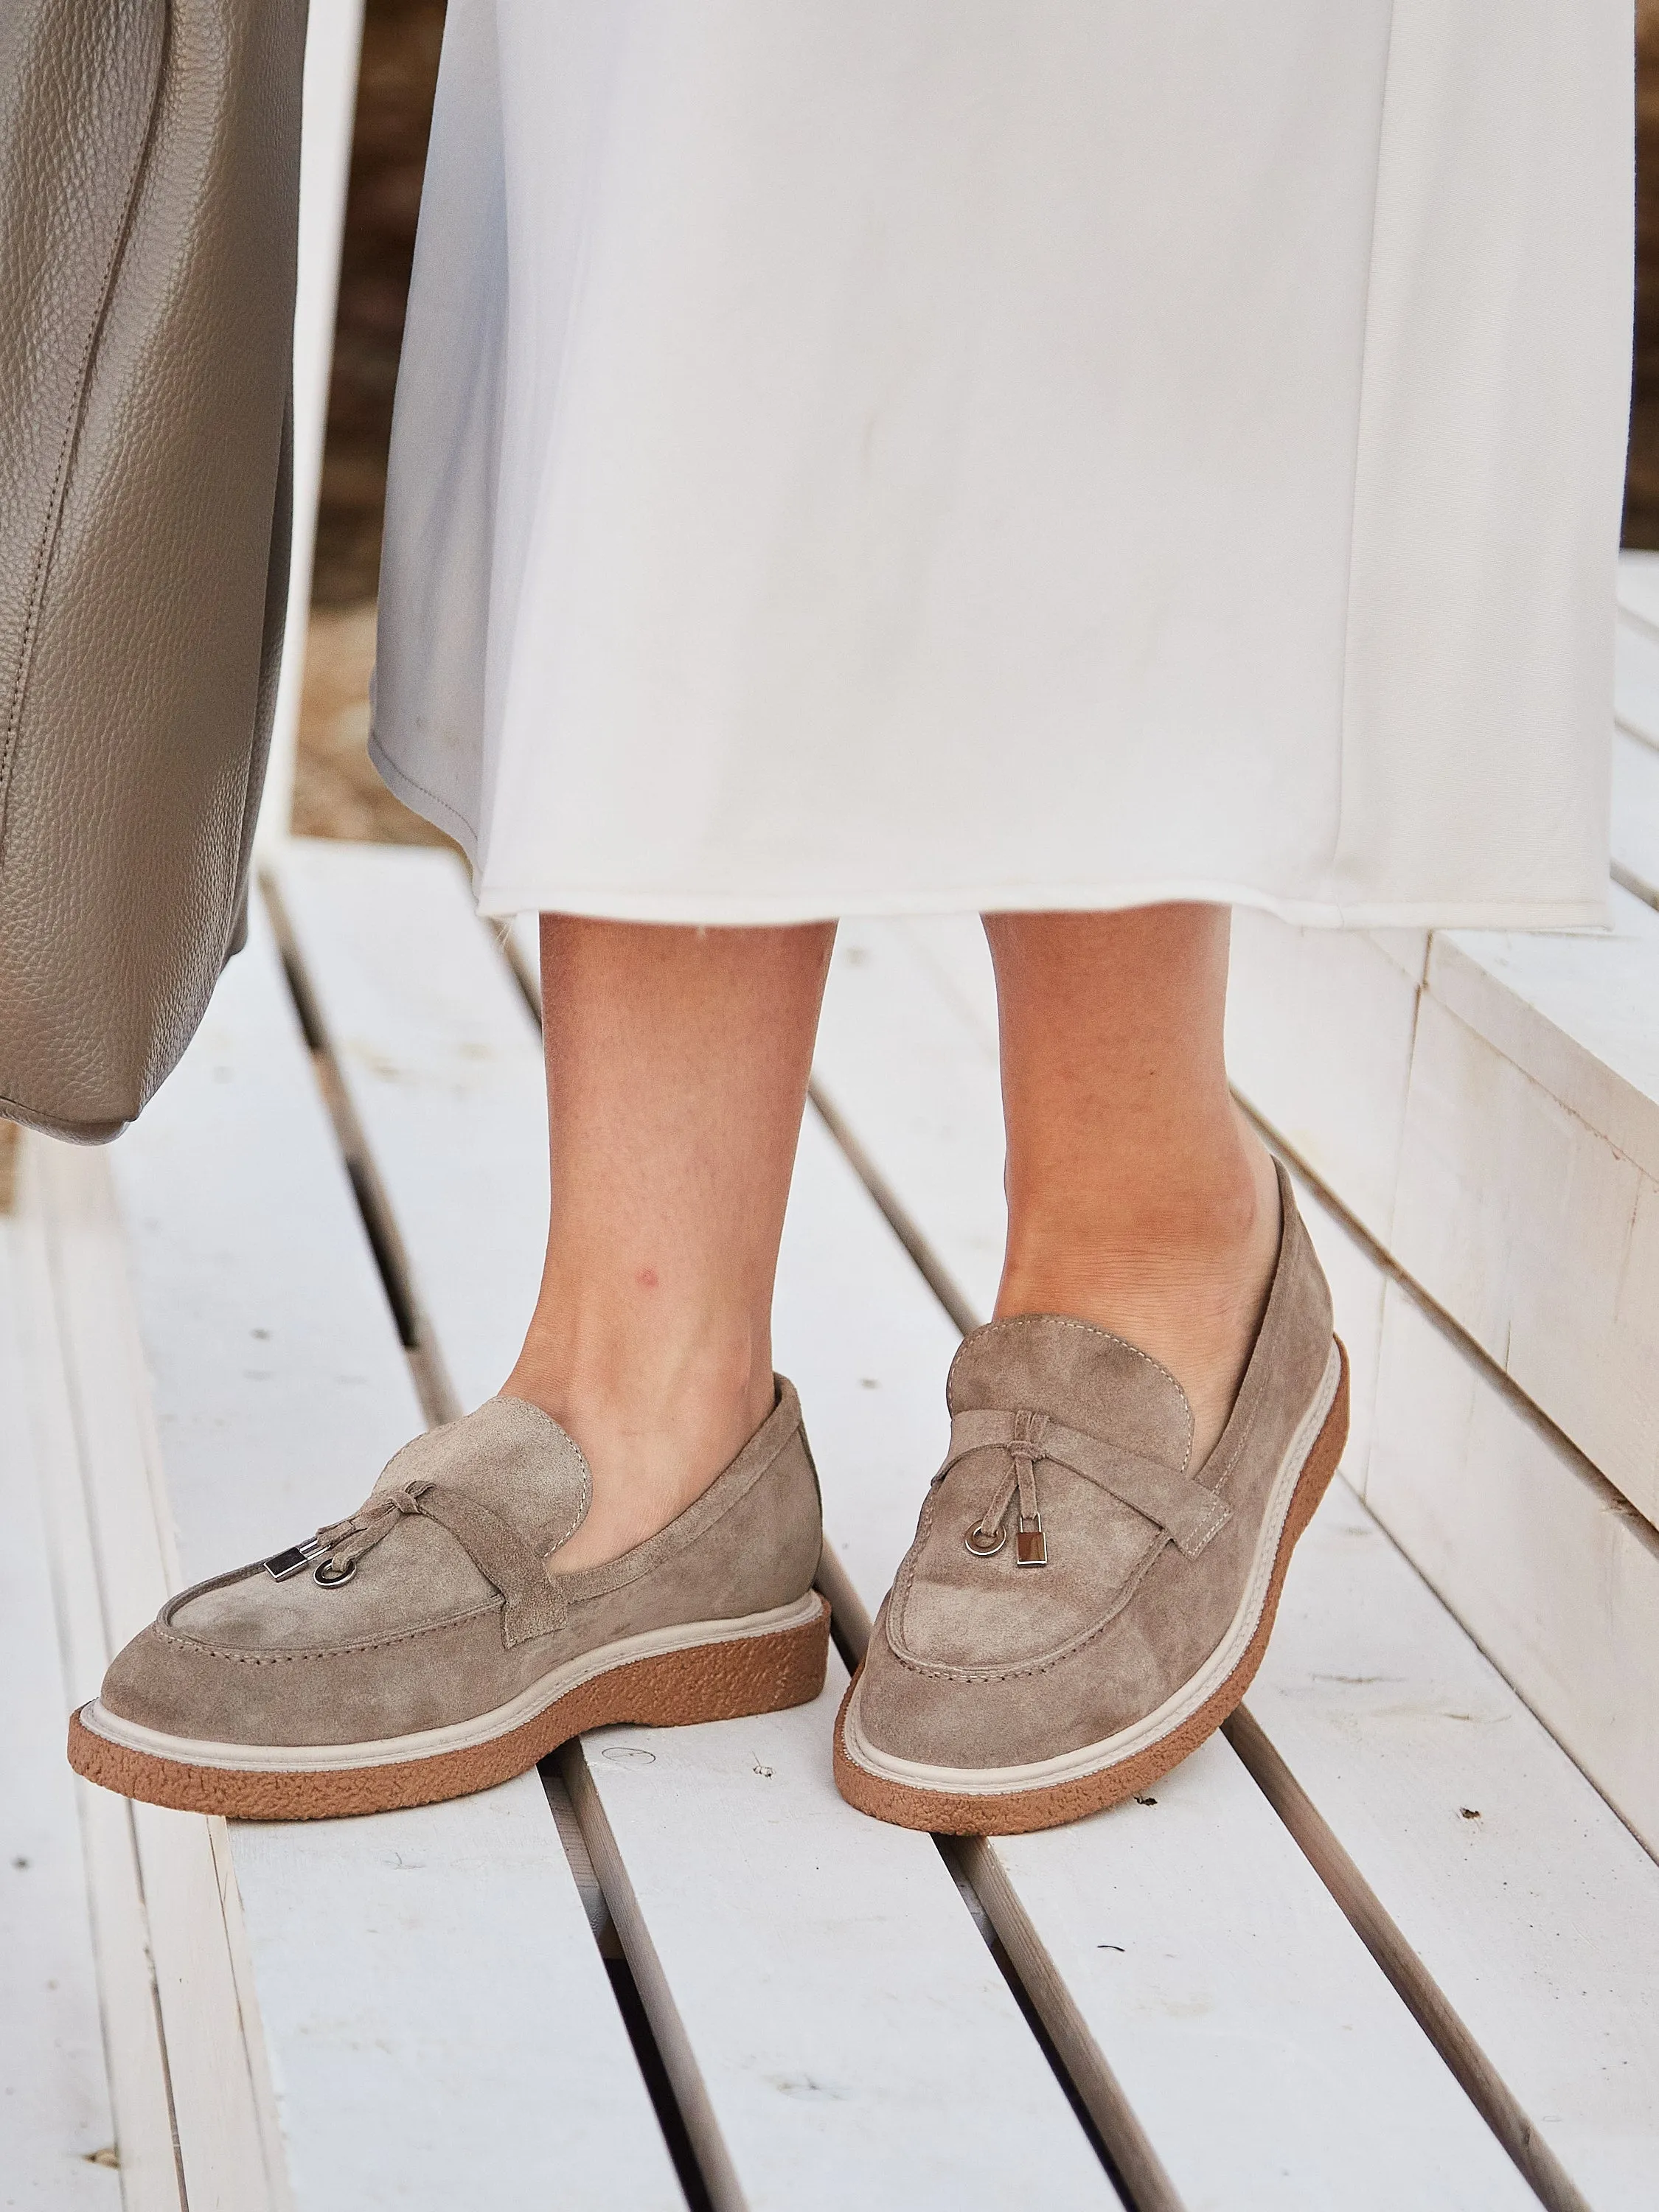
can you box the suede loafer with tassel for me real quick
[835,1165,1347,1835]
[71,1379,829,1820]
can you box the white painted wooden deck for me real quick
[6,577,1659,2212]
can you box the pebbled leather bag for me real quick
[0,0,306,1141]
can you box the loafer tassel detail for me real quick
[946,1406,1232,1569]
[264,1478,569,1643]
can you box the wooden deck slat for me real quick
[810,913,1659,2208]
[1245,1471,1659,2211]
[961,1733,1539,2212]
[566,1652,1118,2212]
[0,1217,128,2209]
[775,1114,964,1649]
[5,1172,189,2212]
[813,917,1006,1324]
[272,838,1119,2211]
[86,895,682,2211]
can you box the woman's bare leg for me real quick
[503,916,835,1571]
[984,904,1280,1466]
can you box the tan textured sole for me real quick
[69,1596,831,1822]
[835,1346,1349,1837]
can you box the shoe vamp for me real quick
[367,1397,588,1554]
[170,1516,498,1652]
[891,1465,1161,1670]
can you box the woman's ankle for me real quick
[502,1317,774,1570]
[996,1125,1281,1465]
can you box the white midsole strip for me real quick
[842,1343,1342,1795]
[80,1593,825,1773]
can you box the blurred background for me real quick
[293,0,1659,842]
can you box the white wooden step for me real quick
[810,912,1659,2208]
[1226,884,1659,1540]
[1360,1263,1659,1857]
[38,897,682,2211]
[270,839,1116,2211]
[1204,1127,1659,1867]
[1395,908,1659,1501]
[1235,545,1659,1538]
[1425,890,1659,1192]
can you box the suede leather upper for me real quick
[99,1380,824,1747]
[890,1319,1203,1674]
[851,1165,1336,1773]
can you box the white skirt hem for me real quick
[370,733,1610,938]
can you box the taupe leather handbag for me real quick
[1,0,306,1141]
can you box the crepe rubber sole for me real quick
[69,1594,830,1821]
[835,1343,1349,1836]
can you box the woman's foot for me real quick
[836,1166,1347,1836]
[71,1382,828,1820]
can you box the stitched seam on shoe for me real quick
[154,1601,501,1665]
[1201,1352,1269,1501]
[495,1399,591,1552]
[377,1404,593,1559]
[1195,1175,1315,1498]
[945,1313,1194,1470]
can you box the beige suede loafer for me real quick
[70,1380,829,1820]
[835,1166,1347,1835]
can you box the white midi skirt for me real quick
[372,1,1632,928]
